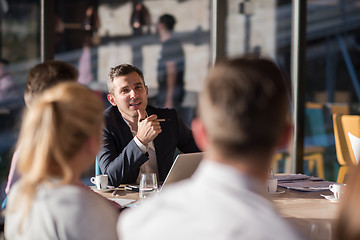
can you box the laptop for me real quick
[160,152,203,190]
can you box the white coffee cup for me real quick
[329,183,345,200]
[90,174,108,190]
[267,178,278,193]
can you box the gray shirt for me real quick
[5,181,119,240]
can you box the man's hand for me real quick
[136,109,162,146]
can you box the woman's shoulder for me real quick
[43,184,118,224]
[43,184,107,207]
[6,182,118,240]
[44,184,118,239]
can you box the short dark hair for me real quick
[108,64,145,94]
[159,14,176,31]
[200,56,290,157]
[24,60,78,106]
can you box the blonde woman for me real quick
[5,82,118,239]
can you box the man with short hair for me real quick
[117,57,303,240]
[156,14,185,112]
[97,63,199,187]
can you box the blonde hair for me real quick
[7,82,103,228]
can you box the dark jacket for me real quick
[97,105,200,186]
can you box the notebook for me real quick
[160,152,203,190]
[348,132,360,164]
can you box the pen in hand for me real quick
[139,118,168,122]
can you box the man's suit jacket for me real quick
[97,105,200,186]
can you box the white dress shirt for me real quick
[122,117,159,183]
[118,160,304,240]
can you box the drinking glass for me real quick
[307,221,333,240]
[139,173,158,200]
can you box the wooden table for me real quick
[91,185,139,206]
[270,188,340,240]
[93,183,339,239]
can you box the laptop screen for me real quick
[161,152,203,190]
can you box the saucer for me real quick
[91,185,115,192]
[320,194,340,202]
[267,190,285,195]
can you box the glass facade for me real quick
[225,0,360,181]
[304,0,360,181]
[54,0,210,127]
[225,0,295,175]
[0,0,211,197]
[0,0,40,204]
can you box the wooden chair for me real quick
[329,104,350,115]
[272,148,325,178]
[303,102,327,178]
[303,147,325,179]
[272,152,291,173]
[272,102,326,178]
[333,114,359,183]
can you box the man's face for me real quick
[156,21,165,35]
[107,71,148,121]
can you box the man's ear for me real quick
[277,123,293,150]
[107,94,117,106]
[191,118,208,151]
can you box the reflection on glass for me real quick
[54,0,210,128]
[0,0,39,206]
[304,0,360,181]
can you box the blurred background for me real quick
[1,0,360,205]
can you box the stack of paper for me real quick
[275,174,310,182]
[276,174,334,192]
[348,132,360,164]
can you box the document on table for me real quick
[276,174,333,192]
[108,198,137,206]
[275,174,310,182]
[278,180,333,192]
[348,132,360,164]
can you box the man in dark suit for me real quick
[97,64,199,186]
